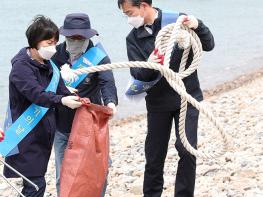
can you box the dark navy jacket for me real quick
[4,47,71,178]
[52,41,118,133]
[126,9,215,112]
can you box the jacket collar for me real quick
[136,8,162,39]
[17,47,52,72]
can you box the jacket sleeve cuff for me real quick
[194,19,204,33]
[54,95,64,106]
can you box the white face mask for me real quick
[38,45,57,60]
[66,38,90,61]
[128,15,145,29]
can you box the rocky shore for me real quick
[1,68,263,197]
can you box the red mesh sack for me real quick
[60,98,112,197]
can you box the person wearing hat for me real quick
[52,13,118,196]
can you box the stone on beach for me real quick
[1,70,263,196]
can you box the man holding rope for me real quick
[118,0,215,196]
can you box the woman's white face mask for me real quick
[38,45,57,60]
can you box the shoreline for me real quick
[0,66,263,196]
[202,66,263,98]
[110,66,263,127]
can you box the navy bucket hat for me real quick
[59,13,98,38]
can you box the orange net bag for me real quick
[60,98,112,197]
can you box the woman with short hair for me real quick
[3,15,82,196]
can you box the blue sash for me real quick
[65,43,107,88]
[0,61,60,157]
[3,102,19,156]
[125,11,179,96]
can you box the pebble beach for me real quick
[1,68,263,197]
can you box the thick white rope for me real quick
[66,16,229,159]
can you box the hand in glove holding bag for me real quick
[0,128,4,142]
[181,15,199,29]
[107,102,117,115]
[61,96,82,109]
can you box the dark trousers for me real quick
[143,104,199,197]
[21,176,46,197]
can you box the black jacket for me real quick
[4,48,70,178]
[126,9,215,112]
[52,41,118,133]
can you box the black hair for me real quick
[26,15,59,49]
[117,0,152,9]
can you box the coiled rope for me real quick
[65,16,229,159]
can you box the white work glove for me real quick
[66,86,78,94]
[182,15,199,29]
[61,96,82,109]
[60,64,79,83]
[107,102,117,115]
[0,128,4,142]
